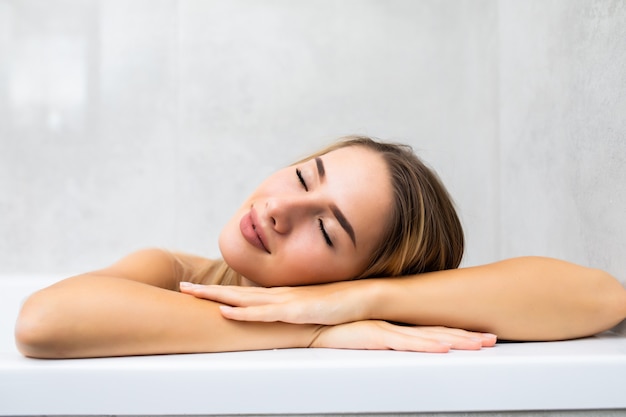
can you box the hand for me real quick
[312,321,497,353]
[179,280,371,325]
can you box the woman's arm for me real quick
[15,249,494,358]
[14,249,322,358]
[183,257,626,341]
[373,257,626,340]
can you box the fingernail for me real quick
[219,305,233,312]
[482,333,497,339]
[180,282,193,288]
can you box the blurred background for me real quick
[1,0,625,299]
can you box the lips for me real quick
[240,208,270,253]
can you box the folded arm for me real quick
[374,257,626,340]
[184,257,626,341]
[15,249,494,358]
[14,250,322,358]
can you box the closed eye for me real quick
[296,168,308,191]
[318,219,333,247]
[296,167,332,247]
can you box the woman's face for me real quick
[219,145,393,287]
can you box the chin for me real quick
[218,233,259,284]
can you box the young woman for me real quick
[15,137,626,359]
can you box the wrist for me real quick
[368,277,411,322]
[358,278,387,320]
[308,324,329,348]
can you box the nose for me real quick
[265,195,315,234]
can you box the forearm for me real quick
[15,275,322,358]
[369,257,626,340]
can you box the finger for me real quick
[408,326,494,341]
[417,330,483,350]
[315,322,452,353]
[219,304,291,323]
[420,327,497,348]
[478,333,498,347]
[379,330,451,353]
[221,302,326,324]
[384,325,487,351]
[179,283,283,306]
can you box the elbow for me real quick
[15,292,67,358]
[611,279,626,330]
[14,319,45,358]
[594,269,626,333]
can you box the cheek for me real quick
[218,223,240,270]
[273,242,360,285]
[218,211,253,273]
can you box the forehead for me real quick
[320,146,393,250]
[319,145,386,178]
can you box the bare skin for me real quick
[14,249,496,359]
[14,144,626,358]
[218,146,394,286]
[15,146,499,359]
[181,256,626,342]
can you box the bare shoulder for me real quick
[90,248,215,290]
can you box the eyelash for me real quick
[318,219,333,247]
[296,168,333,247]
[296,168,308,191]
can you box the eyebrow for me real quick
[315,157,325,178]
[315,157,356,247]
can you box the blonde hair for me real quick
[192,135,464,285]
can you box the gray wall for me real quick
[1,1,625,301]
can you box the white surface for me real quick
[2,279,626,415]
